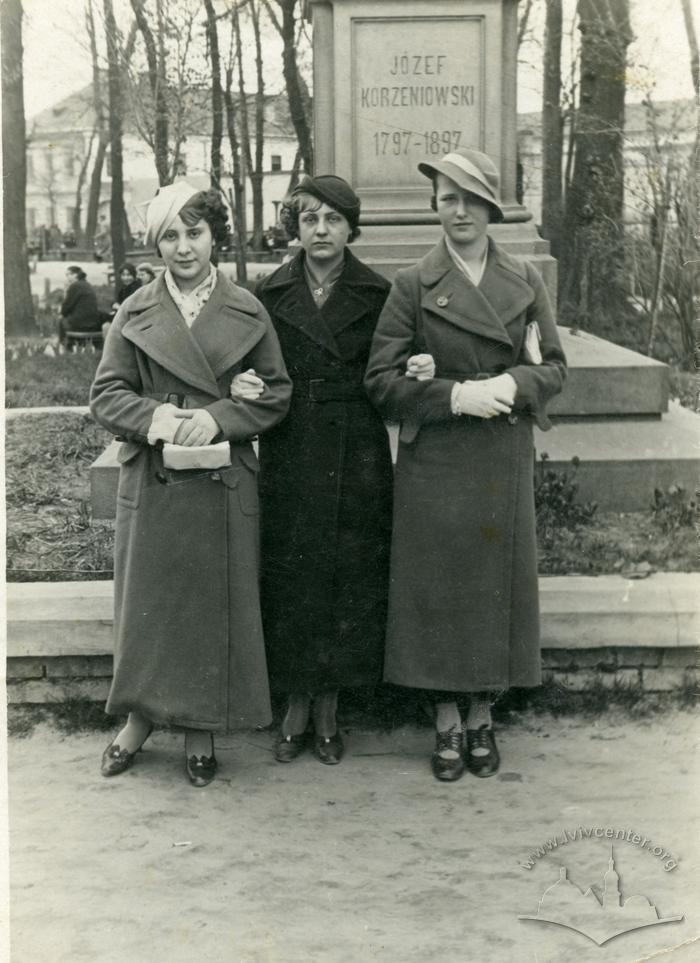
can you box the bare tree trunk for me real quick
[681,0,700,95]
[130,0,169,185]
[560,0,632,334]
[104,0,126,286]
[72,127,96,243]
[250,0,265,248]
[2,0,36,335]
[204,0,223,185]
[225,64,248,283]
[541,0,563,259]
[263,0,313,174]
[85,0,108,247]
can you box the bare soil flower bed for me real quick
[5,410,698,582]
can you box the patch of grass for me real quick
[668,369,698,410]
[5,345,100,407]
[7,701,118,738]
[6,411,115,581]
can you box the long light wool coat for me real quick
[90,271,292,730]
[256,249,393,692]
[365,238,567,693]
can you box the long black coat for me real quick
[365,238,567,693]
[256,249,393,692]
[90,272,292,730]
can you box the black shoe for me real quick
[100,725,153,777]
[275,732,308,763]
[314,732,344,765]
[431,727,465,782]
[185,735,217,787]
[466,725,500,777]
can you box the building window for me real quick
[63,153,75,176]
[27,208,36,231]
[105,151,112,177]
[65,207,75,228]
[270,154,282,172]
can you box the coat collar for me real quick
[417,238,534,347]
[262,249,387,358]
[121,271,266,395]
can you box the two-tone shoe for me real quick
[186,750,218,788]
[465,725,500,777]
[431,726,465,782]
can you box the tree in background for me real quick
[2,0,36,336]
[559,0,632,335]
[130,0,170,185]
[262,0,313,175]
[84,0,110,249]
[540,0,564,258]
[203,0,224,185]
[103,0,128,281]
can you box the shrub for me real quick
[535,454,598,547]
[651,485,697,534]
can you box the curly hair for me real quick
[118,262,137,279]
[177,189,231,249]
[279,192,361,244]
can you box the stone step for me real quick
[551,328,668,417]
[6,576,698,701]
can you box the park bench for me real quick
[63,329,103,350]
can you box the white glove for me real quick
[147,402,184,445]
[230,368,265,400]
[173,409,220,447]
[406,353,436,381]
[452,373,517,418]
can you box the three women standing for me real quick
[254,176,393,765]
[91,182,291,786]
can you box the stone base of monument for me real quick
[88,327,699,518]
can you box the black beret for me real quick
[292,175,361,230]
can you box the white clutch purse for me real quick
[162,441,232,471]
[523,322,543,365]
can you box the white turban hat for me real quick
[145,181,202,247]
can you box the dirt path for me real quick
[8,713,699,963]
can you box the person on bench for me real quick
[58,265,101,347]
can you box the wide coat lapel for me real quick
[418,239,533,349]
[321,249,386,339]
[121,274,220,397]
[262,250,342,358]
[190,273,267,379]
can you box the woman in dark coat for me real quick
[249,175,393,765]
[365,150,567,782]
[58,266,100,345]
[90,182,291,786]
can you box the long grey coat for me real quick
[90,271,291,730]
[364,238,567,693]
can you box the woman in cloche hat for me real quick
[91,182,291,787]
[365,149,567,782]
[235,174,394,765]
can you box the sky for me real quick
[22,0,696,122]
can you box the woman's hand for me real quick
[230,368,265,401]
[453,373,517,418]
[173,409,220,446]
[406,354,436,381]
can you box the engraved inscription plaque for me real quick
[352,17,483,191]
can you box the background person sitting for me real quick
[58,266,101,347]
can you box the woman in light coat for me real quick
[365,150,567,782]
[90,183,291,787]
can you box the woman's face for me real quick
[434,173,490,250]
[158,215,213,291]
[65,269,80,284]
[136,268,153,284]
[298,200,351,266]
[120,268,135,285]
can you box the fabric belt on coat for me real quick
[296,379,367,403]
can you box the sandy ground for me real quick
[7,713,700,963]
